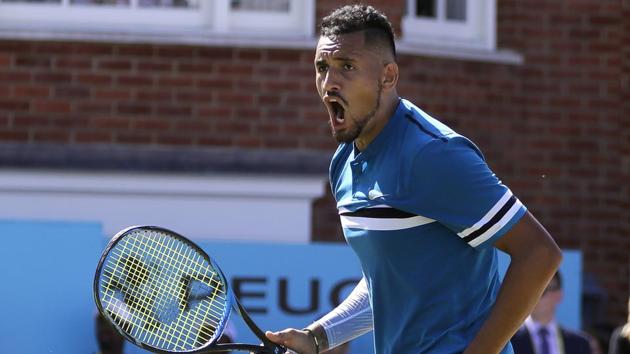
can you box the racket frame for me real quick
[93,225,284,354]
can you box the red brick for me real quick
[197,47,233,60]
[137,90,173,102]
[94,89,130,100]
[56,57,93,70]
[32,100,72,114]
[235,49,263,61]
[75,103,112,114]
[34,42,75,55]
[197,135,232,146]
[98,59,132,71]
[32,129,70,142]
[117,103,152,115]
[13,85,50,98]
[54,86,91,99]
[0,99,29,111]
[0,129,29,141]
[174,91,212,103]
[74,131,113,143]
[89,116,129,129]
[117,75,154,87]
[132,118,170,130]
[178,62,214,74]
[13,114,49,127]
[117,45,155,57]
[137,60,173,72]
[116,132,154,144]
[215,93,254,105]
[197,78,233,89]
[155,105,191,116]
[214,64,253,76]
[157,46,196,58]
[34,72,72,84]
[155,134,190,145]
[0,54,12,67]
[173,121,211,131]
[74,44,113,55]
[0,41,32,53]
[267,50,302,62]
[76,73,113,85]
[158,76,194,87]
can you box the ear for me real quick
[382,62,399,90]
[553,289,564,305]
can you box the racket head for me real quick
[93,225,234,353]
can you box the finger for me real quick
[266,330,295,347]
[265,330,282,342]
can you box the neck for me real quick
[532,313,554,326]
[354,93,399,151]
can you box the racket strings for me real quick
[99,229,229,351]
[103,231,223,349]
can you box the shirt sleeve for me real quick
[408,136,527,249]
[316,277,373,349]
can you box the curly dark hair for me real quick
[320,4,396,59]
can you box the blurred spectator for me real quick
[95,312,124,354]
[608,297,630,354]
[511,271,599,354]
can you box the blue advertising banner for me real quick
[0,220,581,354]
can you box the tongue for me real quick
[333,103,345,122]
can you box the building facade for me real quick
[0,0,627,341]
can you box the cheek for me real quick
[315,78,324,94]
[352,82,379,106]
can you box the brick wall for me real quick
[0,0,627,327]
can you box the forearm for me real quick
[465,215,562,354]
[307,277,373,351]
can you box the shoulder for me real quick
[560,327,593,349]
[396,100,484,168]
[409,133,488,186]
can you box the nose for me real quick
[322,67,341,93]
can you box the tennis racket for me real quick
[93,225,286,354]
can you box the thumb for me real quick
[265,330,283,343]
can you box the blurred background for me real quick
[0,0,627,353]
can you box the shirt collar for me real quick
[525,316,559,337]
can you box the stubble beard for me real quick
[332,83,383,144]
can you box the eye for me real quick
[343,63,355,71]
[316,64,328,73]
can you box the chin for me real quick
[332,128,360,143]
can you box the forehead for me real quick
[315,32,369,59]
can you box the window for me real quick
[401,0,496,51]
[0,0,314,38]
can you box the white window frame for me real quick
[0,0,315,39]
[401,0,496,51]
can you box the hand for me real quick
[265,328,317,354]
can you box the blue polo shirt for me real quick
[330,99,525,354]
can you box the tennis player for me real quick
[266,5,562,354]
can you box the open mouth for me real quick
[329,101,345,123]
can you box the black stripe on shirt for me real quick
[340,208,417,219]
[462,195,517,244]
[405,113,448,142]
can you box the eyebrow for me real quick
[314,56,356,65]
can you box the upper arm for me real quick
[407,137,527,249]
[494,211,561,260]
